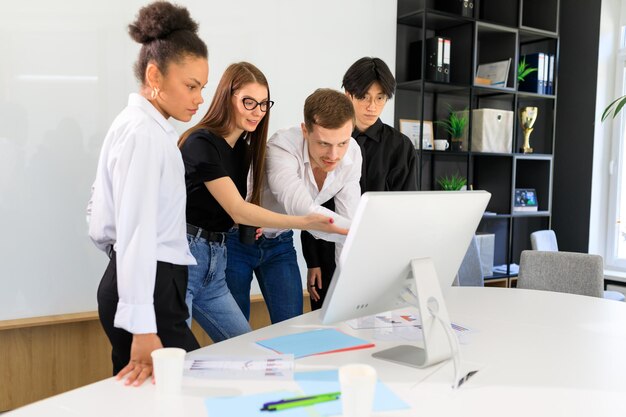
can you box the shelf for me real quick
[483,213,512,219]
[397,9,474,29]
[472,85,517,96]
[471,151,513,157]
[398,0,478,22]
[513,153,553,160]
[397,80,471,94]
[512,211,550,217]
[397,10,424,27]
[519,27,558,43]
[516,91,556,100]
[520,0,559,34]
[485,272,512,280]
[395,0,558,283]
[478,0,518,28]
[422,150,470,157]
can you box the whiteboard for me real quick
[0,0,397,321]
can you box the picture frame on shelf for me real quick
[475,58,511,87]
[513,188,538,212]
[399,119,434,149]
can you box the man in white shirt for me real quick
[225,88,362,318]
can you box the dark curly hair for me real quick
[128,1,207,84]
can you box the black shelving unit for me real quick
[395,0,559,287]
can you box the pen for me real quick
[260,391,341,412]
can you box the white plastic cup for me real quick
[151,347,186,395]
[338,364,377,417]
[434,139,450,151]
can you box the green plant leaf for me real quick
[517,56,538,82]
[518,67,537,82]
[434,105,468,139]
[602,95,626,121]
[437,173,467,191]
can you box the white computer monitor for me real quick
[320,191,490,369]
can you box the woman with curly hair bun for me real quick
[88,1,208,386]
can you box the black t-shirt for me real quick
[180,129,251,232]
[352,118,418,192]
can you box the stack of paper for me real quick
[203,370,410,417]
[256,328,374,358]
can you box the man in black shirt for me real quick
[343,57,418,192]
[302,57,418,309]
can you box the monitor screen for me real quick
[320,191,490,368]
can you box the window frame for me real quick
[605,36,626,270]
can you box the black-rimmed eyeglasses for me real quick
[235,95,274,112]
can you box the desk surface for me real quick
[7,287,626,416]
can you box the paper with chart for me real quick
[347,311,473,343]
[184,354,294,380]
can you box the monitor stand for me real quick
[372,257,454,368]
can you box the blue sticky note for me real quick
[204,390,315,417]
[294,370,410,415]
[256,328,373,359]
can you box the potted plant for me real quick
[435,107,468,151]
[437,173,467,191]
[517,56,538,83]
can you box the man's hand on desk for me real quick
[308,267,322,302]
[116,333,163,386]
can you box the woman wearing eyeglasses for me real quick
[178,62,347,341]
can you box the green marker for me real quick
[260,391,341,412]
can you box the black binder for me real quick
[408,37,442,81]
[459,0,474,17]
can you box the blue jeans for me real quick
[225,229,303,324]
[186,233,251,343]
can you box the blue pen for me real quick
[260,391,341,412]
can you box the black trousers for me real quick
[302,232,336,311]
[97,253,200,375]
[301,198,337,311]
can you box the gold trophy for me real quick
[519,106,538,154]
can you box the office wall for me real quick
[0,0,397,321]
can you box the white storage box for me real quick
[475,233,495,277]
[457,108,513,153]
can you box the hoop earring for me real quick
[151,87,159,100]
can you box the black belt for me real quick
[186,224,226,244]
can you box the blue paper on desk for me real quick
[256,328,374,358]
[204,390,315,417]
[295,370,410,415]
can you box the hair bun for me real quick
[128,1,199,44]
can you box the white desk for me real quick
[7,287,626,416]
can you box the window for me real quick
[606,25,626,270]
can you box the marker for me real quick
[260,391,341,412]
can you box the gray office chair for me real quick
[530,230,558,252]
[529,230,625,301]
[518,250,604,298]
[455,236,484,287]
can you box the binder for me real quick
[408,37,439,81]
[547,54,555,95]
[460,0,474,17]
[436,37,444,81]
[538,52,546,94]
[443,38,451,83]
